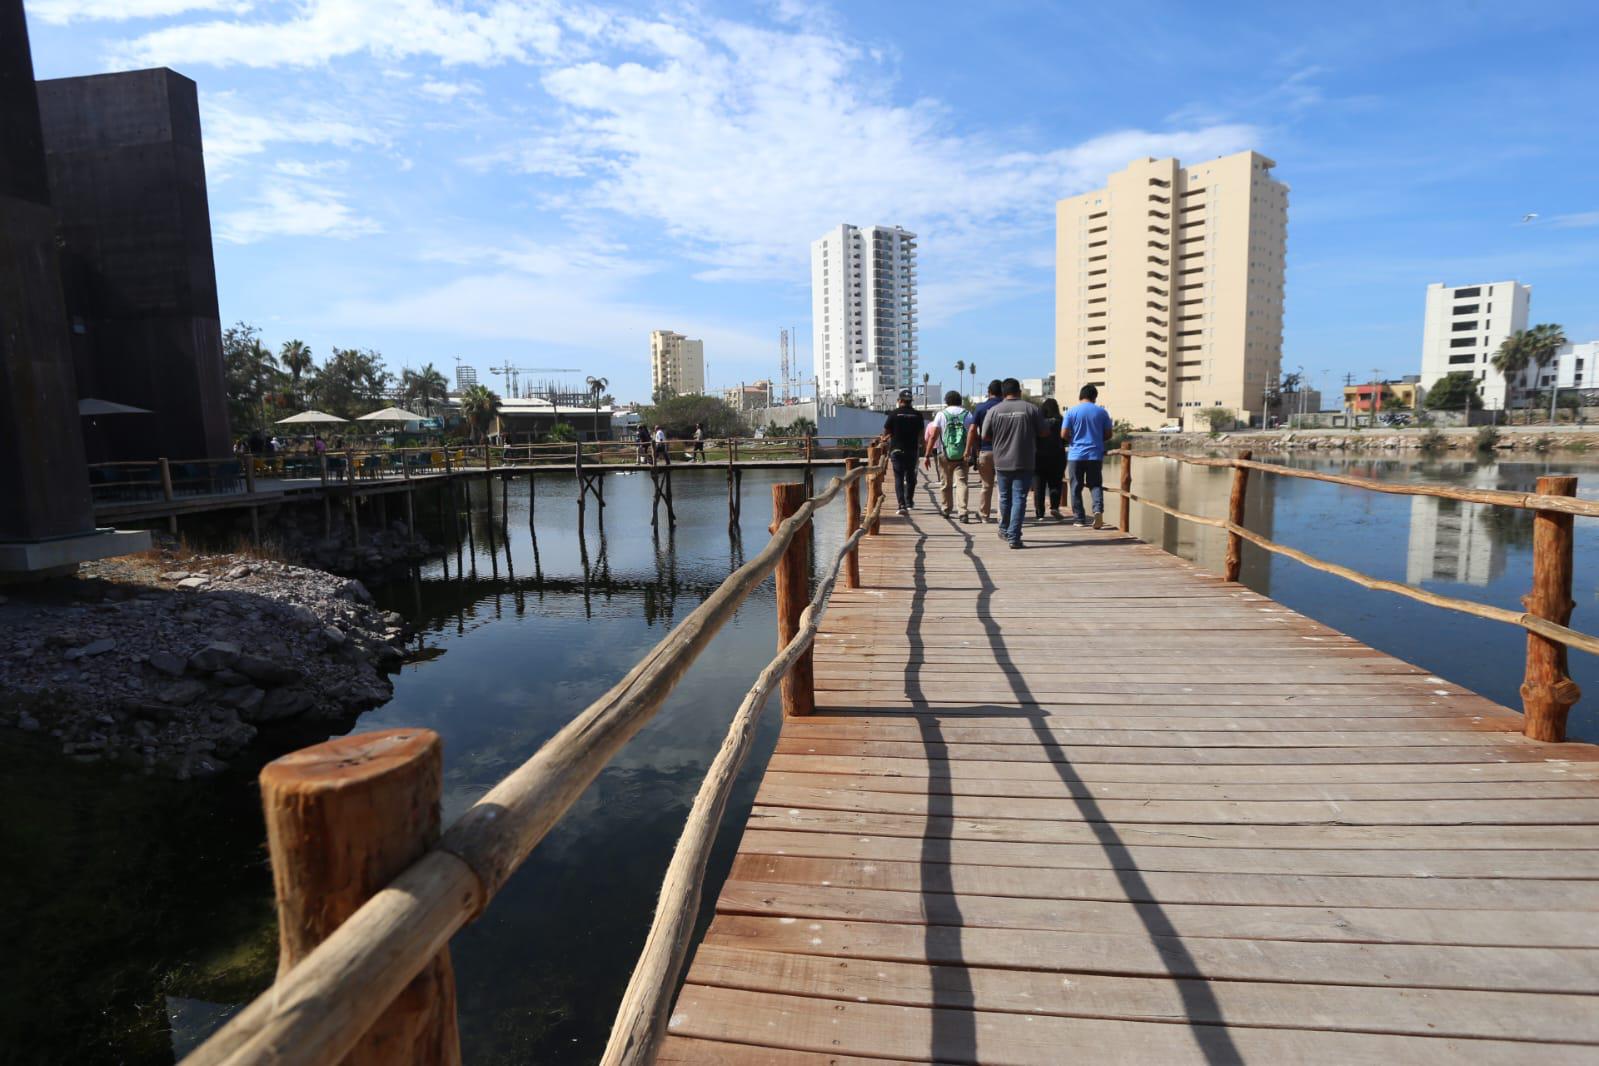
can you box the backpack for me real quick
[941,407,968,460]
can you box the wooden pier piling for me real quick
[770,483,813,717]
[1522,474,1582,741]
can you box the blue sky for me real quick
[25,0,1599,403]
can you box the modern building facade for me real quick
[722,380,773,412]
[650,330,704,397]
[1536,341,1595,393]
[811,224,918,405]
[1418,281,1530,411]
[37,68,231,463]
[1055,150,1288,429]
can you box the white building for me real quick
[650,330,705,397]
[1532,340,1596,392]
[811,224,918,405]
[1419,281,1530,410]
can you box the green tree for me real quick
[222,322,285,431]
[457,383,502,442]
[307,347,392,419]
[586,374,609,426]
[1197,407,1234,433]
[1425,372,1484,411]
[954,359,966,399]
[546,421,578,443]
[1492,324,1566,422]
[642,393,748,438]
[279,339,314,408]
[402,362,449,418]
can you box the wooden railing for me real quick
[1112,445,1597,742]
[180,449,889,1066]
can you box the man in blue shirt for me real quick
[1062,384,1114,528]
[963,379,1004,522]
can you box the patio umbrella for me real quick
[78,397,152,416]
[356,406,425,422]
[276,410,350,425]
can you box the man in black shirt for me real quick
[880,389,926,516]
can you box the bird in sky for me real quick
[1521,213,1539,223]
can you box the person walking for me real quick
[691,422,707,462]
[979,378,1046,548]
[652,424,668,465]
[925,390,973,520]
[964,379,1004,522]
[880,389,925,516]
[1063,384,1114,528]
[635,423,650,464]
[1033,397,1066,520]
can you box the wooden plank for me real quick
[724,852,1599,911]
[738,828,1599,880]
[744,805,1599,851]
[669,985,1599,1065]
[705,914,1599,994]
[773,737,1595,765]
[657,1036,921,1065]
[687,944,1599,1044]
[714,879,1599,948]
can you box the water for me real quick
[6,454,1599,1064]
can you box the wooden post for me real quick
[1118,443,1132,533]
[844,458,861,590]
[1522,475,1581,742]
[1224,449,1252,582]
[259,729,461,1065]
[866,444,883,535]
[771,483,813,716]
[244,456,257,494]
[159,457,177,533]
[405,489,417,551]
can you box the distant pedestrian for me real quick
[925,390,974,520]
[979,378,1047,548]
[880,389,925,516]
[691,422,707,462]
[313,434,326,456]
[635,423,651,464]
[652,424,668,464]
[964,379,1004,522]
[1033,397,1066,520]
[1063,384,1114,528]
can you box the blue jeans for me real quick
[996,469,1031,542]
[1068,459,1104,523]
[890,450,918,507]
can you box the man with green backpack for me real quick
[924,389,974,520]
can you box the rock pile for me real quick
[0,549,409,779]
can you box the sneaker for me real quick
[896,506,908,516]
[1092,511,1105,529]
[1009,539,1024,549]
[1050,509,1063,521]
[997,528,1009,541]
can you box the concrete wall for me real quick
[751,400,886,438]
[0,0,96,543]
[37,67,231,463]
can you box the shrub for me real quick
[1533,434,1553,454]
[1420,429,1447,453]
[1474,426,1501,452]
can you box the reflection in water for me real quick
[1406,466,1506,586]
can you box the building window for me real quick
[1449,338,1475,349]
[1452,321,1477,331]
[1453,304,1478,315]
[1454,286,1481,298]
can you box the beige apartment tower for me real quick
[650,330,705,397]
[1055,150,1287,428]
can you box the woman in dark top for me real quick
[1033,397,1066,520]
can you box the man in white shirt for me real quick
[923,390,974,520]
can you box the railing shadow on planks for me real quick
[179,447,891,1066]
[1111,445,1599,743]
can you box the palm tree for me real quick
[921,371,930,404]
[457,383,502,443]
[1493,325,1566,423]
[970,361,978,397]
[280,339,313,407]
[954,360,966,399]
[586,375,609,438]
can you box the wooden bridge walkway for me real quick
[662,502,1599,1063]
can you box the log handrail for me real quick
[601,492,884,1065]
[181,461,884,1066]
[1125,450,1599,519]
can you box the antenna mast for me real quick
[779,328,791,405]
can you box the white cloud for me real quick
[1548,211,1599,229]
[418,78,481,100]
[217,181,381,243]
[202,93,384,178]
[28,0,251,24]
[114,0,567,69]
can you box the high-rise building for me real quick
[455,364,478,391]
[811,224,917,405]
[1418,281,1530,410]
[650,330,704,396]
[1054,151,1287,429]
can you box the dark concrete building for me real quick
[37,67,231,463]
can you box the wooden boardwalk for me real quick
[662,494,1599,1063]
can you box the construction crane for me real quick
[488,365,581,397]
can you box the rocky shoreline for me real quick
[1129,428,1597,454]
[0,543,408,779]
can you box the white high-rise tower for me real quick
[811,224,917,405]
